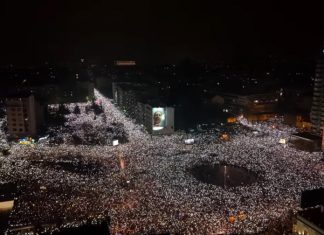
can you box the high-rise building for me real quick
[310,44,324,137]
[5,94,44,138]
[112,82,175,135]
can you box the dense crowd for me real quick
[47,100,129,146]
[0,110,9,153]
[0,89,323,234]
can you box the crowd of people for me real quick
[0,89,323,234]
[0,110,9,153]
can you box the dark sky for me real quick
[2,0,324,66]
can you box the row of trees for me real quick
[47,102,128,146]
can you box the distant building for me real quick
[112,82,175,135]
[310,45,324,136]
[211,92,279,122]
[5,94,44,138]
[114,60,136,66]
[284,114,311,131]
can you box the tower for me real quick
[310,43,324,136]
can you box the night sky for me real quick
[2,0,324,66]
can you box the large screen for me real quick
[152,107,166,131]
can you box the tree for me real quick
[73,105,81,115]
[58,104,70,115]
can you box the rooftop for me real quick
[298,206,324,231]
[301,188,324,208]
[291,132,322,141]
[0,183,16,202]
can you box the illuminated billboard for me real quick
[112,139,119,146]
[152,107,166,131]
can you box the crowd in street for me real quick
[0,89,323,234]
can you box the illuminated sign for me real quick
[184,139,194,144]
[152,107,166,131]
[113,139,119,146]
[279,138,286,144]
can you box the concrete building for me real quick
[5,94,44,138]
[301,188,324,209]
[289,132,322,152]
[293,206,324,235]
[310,45,324,136]
[211,92,279,122]
[293,188,324,235]
[112,82,175,135]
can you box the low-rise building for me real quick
[293,188,324,235]
[289,132,322,152]
[211,92,279,122]
[293,206,324,235]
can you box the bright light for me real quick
[113,139,119,146]
[279,138,286,144]
[184,139,194,144]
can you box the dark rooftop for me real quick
[301,188,324,209]
[0,183,16,202]
[291,132,322,141]
[298,206,324,231]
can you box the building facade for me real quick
[310,46,324,136]
[211,92,279,122]
[112,82,175,135]
[293,206,324,235]
[5,95,44,138]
